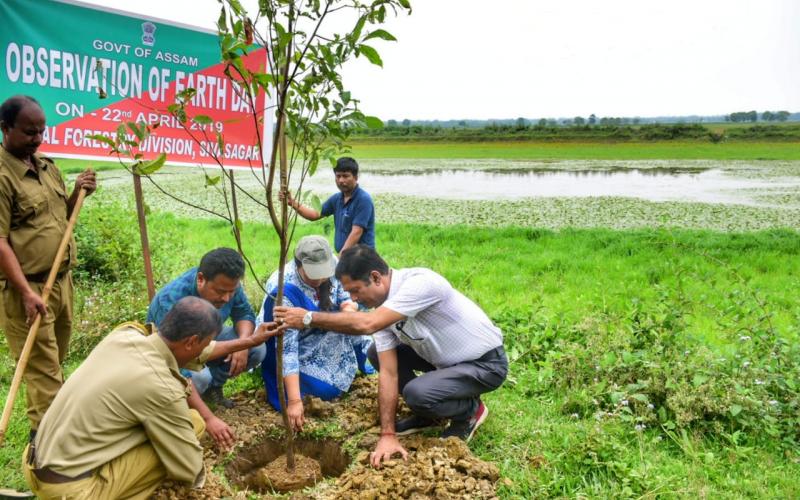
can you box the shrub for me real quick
[499,275,800,449]
[74,197,177,282]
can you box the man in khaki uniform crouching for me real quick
[22,296,279,499]
[0,94,96,436]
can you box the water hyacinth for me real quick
[88,158,800,232]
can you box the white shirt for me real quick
[374,268,503,368]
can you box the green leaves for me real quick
[600,351,617,369]
[365,116,385,129]
[308,193,322,212]
[167,103,188,124]
[357,44,383,67]
[126,121,146,141]
[133,153,167,175]
[87,134,116,150]
[193,115,213,125]
[364,29,397,42]
[217,5,227,31]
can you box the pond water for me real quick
[304,167,800,206]
[102,159,800,207]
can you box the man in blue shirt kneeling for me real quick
[147,248,267,449]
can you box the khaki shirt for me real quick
[34,323,203,483]
[186,340,217,371]
[0,146,76,278]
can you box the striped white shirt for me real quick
[374,268,503,368]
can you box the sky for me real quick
[82,0,800,121]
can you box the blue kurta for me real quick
[256,261,372,409]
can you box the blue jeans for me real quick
[186,326,266,394]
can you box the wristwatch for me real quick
[302,310,314,327]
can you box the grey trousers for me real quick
[367,343,508,422]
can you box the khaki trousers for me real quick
[23,409,206,500]
[1,273,73,430]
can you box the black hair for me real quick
[335,244,389,282]
[199,248,245,281]
[160,296,222,342]
[334,156,359,176]
[0,95,41,128]
[294,257,333,311]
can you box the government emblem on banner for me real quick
[141,22,156,46]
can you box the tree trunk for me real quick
[273,81,295,470]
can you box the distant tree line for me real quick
[382,111,798,129]
[352,121,800,143]
[725,110,792,122]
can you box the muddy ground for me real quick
[152,376,501,499]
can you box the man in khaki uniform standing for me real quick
[23,297,281,499]
[0,95,96,437]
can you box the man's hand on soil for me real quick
[370,435,408,468]
[206,415,236,450]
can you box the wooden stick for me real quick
[132,173,155,301]
[0,188,87,445]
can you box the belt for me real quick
[24,269,68,284]
[27,442,93,484]
[33,467,93,484]
[478,345,506,361]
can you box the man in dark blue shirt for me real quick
[286,157,375,253]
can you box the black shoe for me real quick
[395,414,442,436]
[441,401,488,442]
[202,386,234,409]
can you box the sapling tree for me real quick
[94,0,410,472]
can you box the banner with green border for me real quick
[0,0,270,167]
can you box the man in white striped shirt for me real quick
[273,245,508,468]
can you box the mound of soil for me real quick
[246,453,322,492]
[314,436,500,499]
[153,376,500,499]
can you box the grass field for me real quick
[348,140,800,160]
[2,203,800,496]
[1,160,800,497]
[47,139,800,174]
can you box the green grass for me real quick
[54,157,124,174]
[3,212,799,496]
[348,140,800,160]
[44,139,800,171]
[3,158,800,497]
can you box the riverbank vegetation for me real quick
[353,122,800,143]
